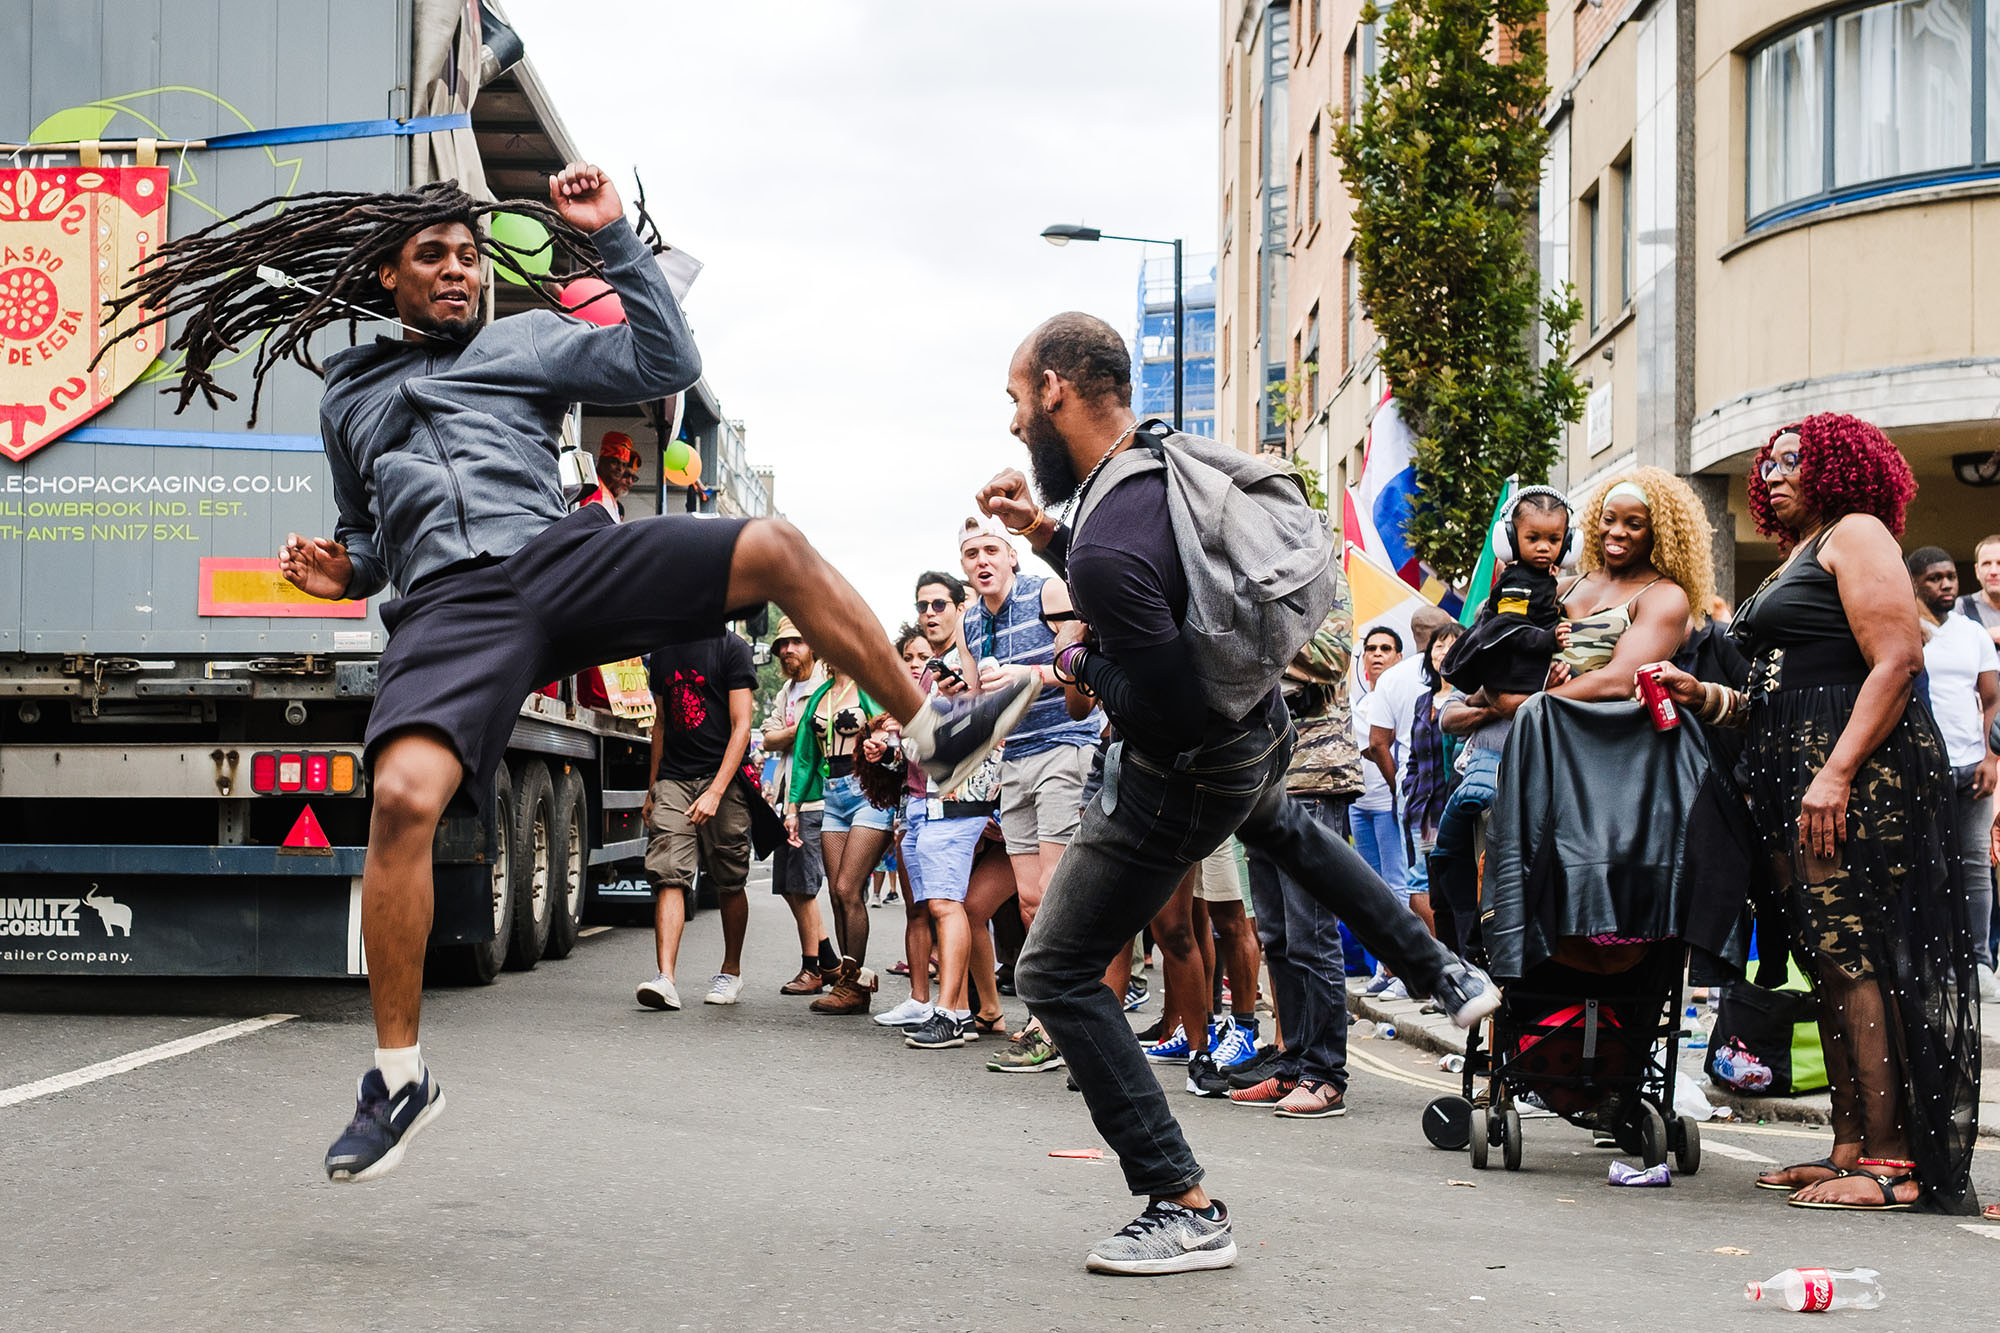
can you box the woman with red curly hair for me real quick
[1650,414,1977,1214]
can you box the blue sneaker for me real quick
[324,1067,446,1182]
[1122,980,1149,1012]
[1143,1024,1192,1063]
[1210,1020,1258,1069]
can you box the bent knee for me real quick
[737,517,816,584]
[371,767,454,834]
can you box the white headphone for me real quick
[1490,484,1578,565]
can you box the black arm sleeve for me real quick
[1036,524,1072,579]
[1077,638,1209,752]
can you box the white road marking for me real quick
[1957,1224,2000,1241]
[1699,1138,1778,1165]
[0,1014,296,1109]
[579,925,611,937]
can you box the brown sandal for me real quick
[1753,1156,1844,1191]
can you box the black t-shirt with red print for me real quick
[648,633,758,782]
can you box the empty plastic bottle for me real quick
[1744,1267,1885,1312]
[1682,1004,1708,1050]
[1377,1022,1398,1041]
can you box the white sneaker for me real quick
[1378,978,1409,1001]
[1978,963,2000,1003]
[704,972,745,1005]
[636,974,681,1010]
[873,997,935,1028]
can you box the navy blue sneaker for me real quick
[324,1067,446,1182]
[903,670,1039,792]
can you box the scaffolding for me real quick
[1133,251,1218,437]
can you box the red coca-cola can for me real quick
[1636,664,1680,732]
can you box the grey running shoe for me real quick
[1085,1199,1237,1276]
[985,1026,1063,1073]
[1431,960,1501,1029]
[902,670,1040,793]
[904,1011,966,1049]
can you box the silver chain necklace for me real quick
[1061,420,1142,522]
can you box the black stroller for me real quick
[1421,940,1702,1174]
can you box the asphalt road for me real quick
[3,875,1996,1332]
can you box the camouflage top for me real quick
[1281,569,1363,798]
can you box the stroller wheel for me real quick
[1639,1103,1668,1169]
[1469,1107,1492,1170]
[1501,1104,1523,1171]
[1423,1095,1473,1151]
[1672,1117,1701,1175]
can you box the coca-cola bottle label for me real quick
[1799,1268,1834,1311]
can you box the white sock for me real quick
[375,1044,423,1093]
[946,1008,971,1021]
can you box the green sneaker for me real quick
[986,1027,1064,1073]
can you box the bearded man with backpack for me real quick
[979,312,1501,1276]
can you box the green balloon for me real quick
[663,441,694,474]
[488,211,552,285]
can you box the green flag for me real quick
[1458,476,1519,627]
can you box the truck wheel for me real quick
[430,762,513,986]
[542,765,589,960]
[505,759,555,970]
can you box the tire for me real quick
[1501,1104,1523,1172]
[542,765,590,960]
[431,762,514,986]
[1639,1102,1668,1169]
[1422,1095,1473,1151]
[505,759,555,970]
[1673,1117,1702,1176]
[1469,1107,1491,1170]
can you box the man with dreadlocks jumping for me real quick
[102,162,1038,1183]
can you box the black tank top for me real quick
[1730,525,1868,682]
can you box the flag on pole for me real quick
[1345,542,1430,650]
[1341,393,1423,588]
[1457,476,1519,627]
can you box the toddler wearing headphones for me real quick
[1439,487,1574,695]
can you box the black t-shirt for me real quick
[649,633,757,782]
[1068,470,1285,749]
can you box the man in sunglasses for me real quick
[591,431,641,519]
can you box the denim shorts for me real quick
[821,773,893,834]
[903,808,987,903]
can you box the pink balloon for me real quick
[558,277,625,326]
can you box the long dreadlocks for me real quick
[92,180,606,426]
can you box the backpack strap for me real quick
[1069,430,1167,547]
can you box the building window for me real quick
[1614,152,1633,308]
[1747,0,1984,226]
[1226,51,1236,119]
[1303,305,1321,419]
[1582,185,1601,329]
[1293,153,1305,237]
[1342,245,1360,371]
[1307,117,1322,227]
[1343,33,1359,121]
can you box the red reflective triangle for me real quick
[284,805,330,848]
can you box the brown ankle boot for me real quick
[809,958,876,1015]
[779,965,827,996]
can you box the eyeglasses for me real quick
[915,598,954,614]
[1758,451,1802,482]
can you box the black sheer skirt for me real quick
[1739,665,1979,1214]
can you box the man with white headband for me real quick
[957,514,1102,1074]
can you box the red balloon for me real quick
[558,277,625,326]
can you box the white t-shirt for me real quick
[1923,612,1998,768]
[1367,656,1428,766]
[1351,678,1393,812]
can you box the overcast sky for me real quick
[502,0,1220,631]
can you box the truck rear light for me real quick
[277,753,303,792]
[251,752,277,793]
[303,754,329,791]
[329,753,358,794]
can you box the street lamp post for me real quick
[1040,223,1184,432]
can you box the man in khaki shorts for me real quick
[638,630,757,1010]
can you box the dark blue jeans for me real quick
[1017,722,1455,1196]
[1246,794,1350,1088]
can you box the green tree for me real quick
[1334,0,1586,580]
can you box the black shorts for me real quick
[366,504,750,811]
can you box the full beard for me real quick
[1022,405,1079,505]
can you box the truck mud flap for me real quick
[0,876,360,977]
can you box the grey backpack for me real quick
[1072,419,1338,720]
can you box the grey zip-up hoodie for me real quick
[319,218,701,600]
